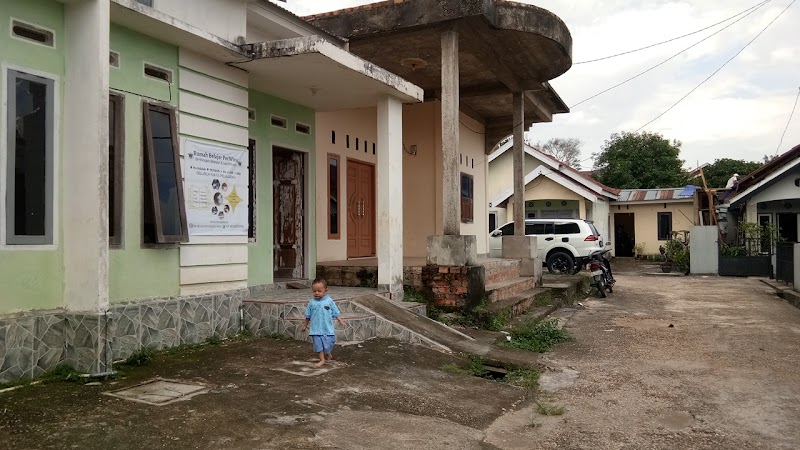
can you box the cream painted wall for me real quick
[610,202,697,255]
[152,0,247,43]
[507,177,587,221]
[315,102,488,260]
[744,170,800,220]
[487,149,540,204]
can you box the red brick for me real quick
[439,267,449,274]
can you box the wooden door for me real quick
[273,149,304,279]
[347,160,375,258]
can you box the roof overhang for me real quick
[611,199,694,206]
[238,37,423,110]
[111,0,245,62]
[729,158,800,207]
[306,0,572,152]
[493,166,601,207]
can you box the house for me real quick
[0,0,422,382]
[488,142,619,246]
[726,143,800,244]
[304,0,573,298]
[610,188,697,257]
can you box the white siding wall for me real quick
[178,49,250,296]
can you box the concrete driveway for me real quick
[505,274,800,449]
[2,274,799,449]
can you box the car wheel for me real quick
[547,251,575,275]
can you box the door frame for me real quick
[346,157,376,259]
[272,144,311,280]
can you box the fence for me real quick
[719,237,773,277]
[776,242,795,284]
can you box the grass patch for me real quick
[504,319,571,353]
[206,335,222,346]
[440,355,488,378]
[536,401,566,416]
[267,332,294,341]
[505,369,540,390]
[403,286,428,303]
[122,347,155,367]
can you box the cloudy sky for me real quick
[282,0,799,170]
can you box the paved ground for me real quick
[2,272,800,449]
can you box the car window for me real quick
[499,223,514,236]
[525,223,554,234]
[554,222,580,234]
[587,222,600,236]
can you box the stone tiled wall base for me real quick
[0,288,248,384]
[421,265,486,309]
[315,265,425,289]
[243,300,446,352]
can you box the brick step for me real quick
[486,277,537,303]
[485,288,551,319]
[482,259,521,284]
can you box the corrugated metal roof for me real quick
[616,187,694,202]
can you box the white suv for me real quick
[488,219,606,274]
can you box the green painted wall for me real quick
[0,0,65,314]
[248,90,316,286]
[108,25,180,302]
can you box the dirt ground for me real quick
[2,272,800,449]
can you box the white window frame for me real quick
[1,65,60,250]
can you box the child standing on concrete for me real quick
[302,278,348,368]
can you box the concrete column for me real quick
[512,92,525,235]
[377,96,404,299]
[63,0,110,313]
[441,30,460,236]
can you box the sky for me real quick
[281,0,799,170]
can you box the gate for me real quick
[718,238,773,277]
[776,242,795,284]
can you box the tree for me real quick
[593,131,686,189]
[530,137,582,167]
[699,158,762,188]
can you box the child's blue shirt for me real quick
[304,294,341,336]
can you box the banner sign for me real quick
[184,139,248,236]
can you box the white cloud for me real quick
[287,0,800,169]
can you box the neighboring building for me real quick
[726,143,800,243]
[611,188,697,257]
[0,0,421,382]
[489,142,619,246]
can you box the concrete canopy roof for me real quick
[305,0,573,153]
[242,37,424,111]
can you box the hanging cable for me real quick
[636,0,796,132]
[775,86,800,156]
[570,0,769,109]
[574,0,770,64]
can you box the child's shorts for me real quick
[312,335,336,354]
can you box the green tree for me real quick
[530,137,582,167]
[593,131,686,189]
[699,158,762,188]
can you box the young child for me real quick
[302,278,347,368]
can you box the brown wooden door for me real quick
[273,149,304,279]
[347,160,375,258]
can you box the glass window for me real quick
[554,222,581,235]
[328,154,340,239]
[6,70,54,245]
[527,223,548,234]
[658,212,672,240]
[460,173,474,223]
[109,94,124,247]
[142,103,187,244]
[499,223,514,236]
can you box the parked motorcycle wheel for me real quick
[607,282,613,294]
[595,277,607,298]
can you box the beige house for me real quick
[611,188,697,256]
[489,142,619,243]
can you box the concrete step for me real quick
[483,259,521,284]
[486,277,537,303]
[486,288,552,319]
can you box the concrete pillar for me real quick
[377,96,404,299]
[512,92,525,235]
[441,30,460,236]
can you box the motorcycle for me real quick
[586,249,615,298]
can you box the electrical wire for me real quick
[573,0,770,64]
[636,0,796,132]
[775,87,800,156]
[570,0,769,109]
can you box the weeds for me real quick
[439,355,488,377]
[267,332,293,341]
[206,335,222,346]
[403,286,427,303]
[505,369,540,390]
[536,401,566,416]
[504,319,571,353]
[122,347,155,367]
